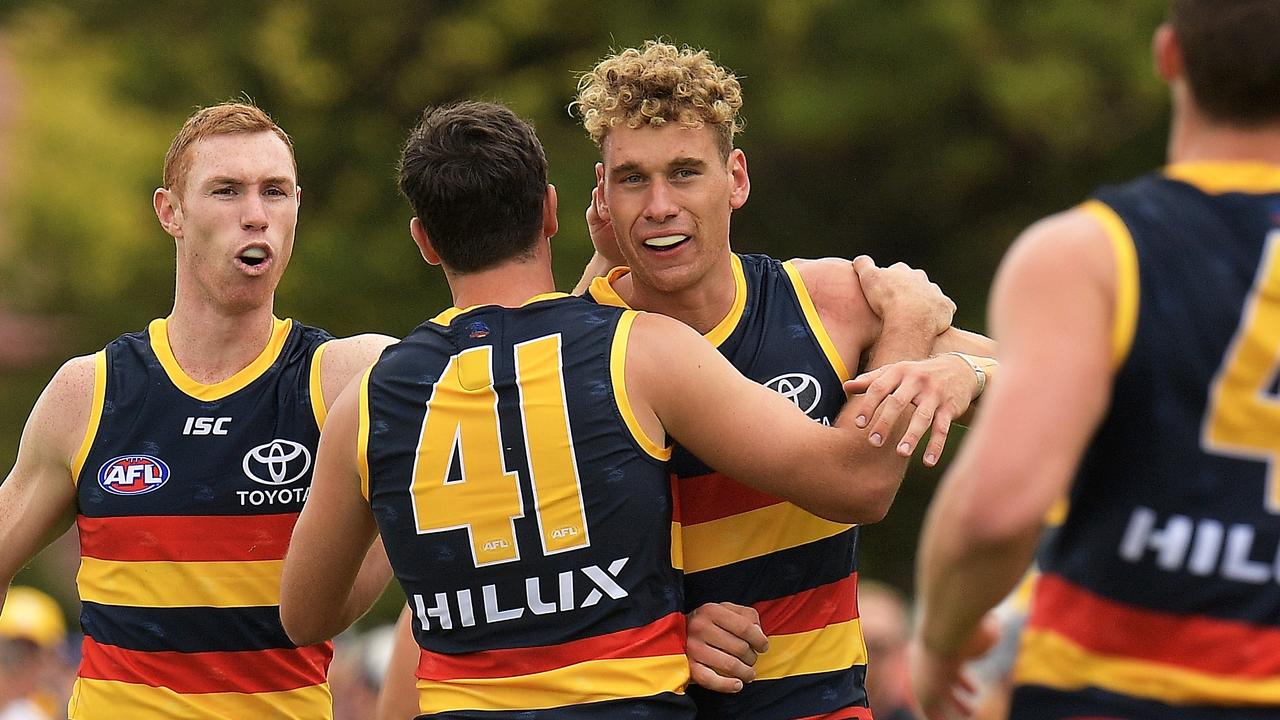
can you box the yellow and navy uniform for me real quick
[1011,163,1280,719]
[360,293,692,719]
[70,317,334,720]
[589,254,868,720]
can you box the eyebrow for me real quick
[609,156,709,175]
[204,176,296,188]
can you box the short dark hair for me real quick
[397,101,548,273]
[1171,0,1280,126]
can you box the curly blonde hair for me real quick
[574,40,743,159]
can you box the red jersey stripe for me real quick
[1030,573,1280,678]
[679,472,783,525]
[78,636,333,694]
[756,573,859,636]
[795,707,873,720]
[78,514,299,562]
[417,612,686,681]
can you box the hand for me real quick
[908,618,1000,720]
[586,183,624,266]
[844,353,979,466]
[686,602,770,693]
[852,256,955,336]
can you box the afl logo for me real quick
[243,439,312,486]
[764,372,822,416]
[98,455,170,496]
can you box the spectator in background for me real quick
[0,586,72,720]
[858,581,920,720]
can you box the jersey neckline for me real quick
[149,316,293,401]
[1164,162,1280,194]
[428,291,572,327]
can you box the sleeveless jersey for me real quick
[588,254,868,720]
[68,317,335,720]
[1010,163,1280,720]
[359,293,693,719]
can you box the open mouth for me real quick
[238,247,269,268]
[642,234,689,251]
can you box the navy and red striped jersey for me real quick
[589,254,869,720]
[1011,163,1280,719]
[71,316,334,719]
[359,293,693,719]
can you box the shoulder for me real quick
[316,334,398,409]
[787,257,878,365]
[26,354,101,466]
[998,207,1116,296]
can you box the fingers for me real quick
[685,602,769,692]
[851,254,877,276]
[894,397,940,459]
[920,407,954,466]
[689,661,745,694]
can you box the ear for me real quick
[728,148,750,210]
[296,185,303,208]
[594,162,611,222]
[1153,23,1182,83]
[409,217,442,266]
[543,184,560,240]
[154,187,184,238]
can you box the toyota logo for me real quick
[764,372,822,416]
[243,439,313,486]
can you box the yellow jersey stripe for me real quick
[357,366,374,502]
[610,311,670,461]
[781,261,851,381]
[149,317,293,401]
[429,292,573,326]
[704,254,748,347]
[1080,200,1139,370]
[77,557,283,608]
[416,653,688,714]
[681,503,851,573]
[756,618,867,681]
[1014,627,1280,706]
[1164,162,1280,195]
[68,677,331,720]
[309,340,330,430]
[71,351,108,485]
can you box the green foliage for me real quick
[0,0,1171,596]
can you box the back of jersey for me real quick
[360,293,693,720]
[1012,164,1280,719]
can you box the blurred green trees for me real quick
[0,0,1169,594]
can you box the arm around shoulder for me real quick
[626,312,901,524]
[318,333,397,411]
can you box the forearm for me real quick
[340,537,394,629]
[932,326,996,356]
[864,315,937,370]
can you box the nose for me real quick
[642,179,679,223]
[241,193,269,231]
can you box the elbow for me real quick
[279,586,334,647]
[816,485,898,525]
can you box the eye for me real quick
[211,186,236,196]
[673,168,699,180]
[619,173,644,185]
[265,186,288,197]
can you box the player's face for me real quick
[598,123,748,294]
[168,131,299,313]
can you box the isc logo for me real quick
[97,455,170,496]
[183,417,231,436]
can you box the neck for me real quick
[1168,98,1280,165]
[617,255,739,335]
[165,293,277,385]
[446,254,558,310]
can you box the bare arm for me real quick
[281,377,382,646]
[627,312,899,524]
[375,607,422,720]
[911,209,1117,718]
[0,357,94,600]
[318,334,397,411]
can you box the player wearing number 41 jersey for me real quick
[910,2,1280,719]
[281,101,906,719]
